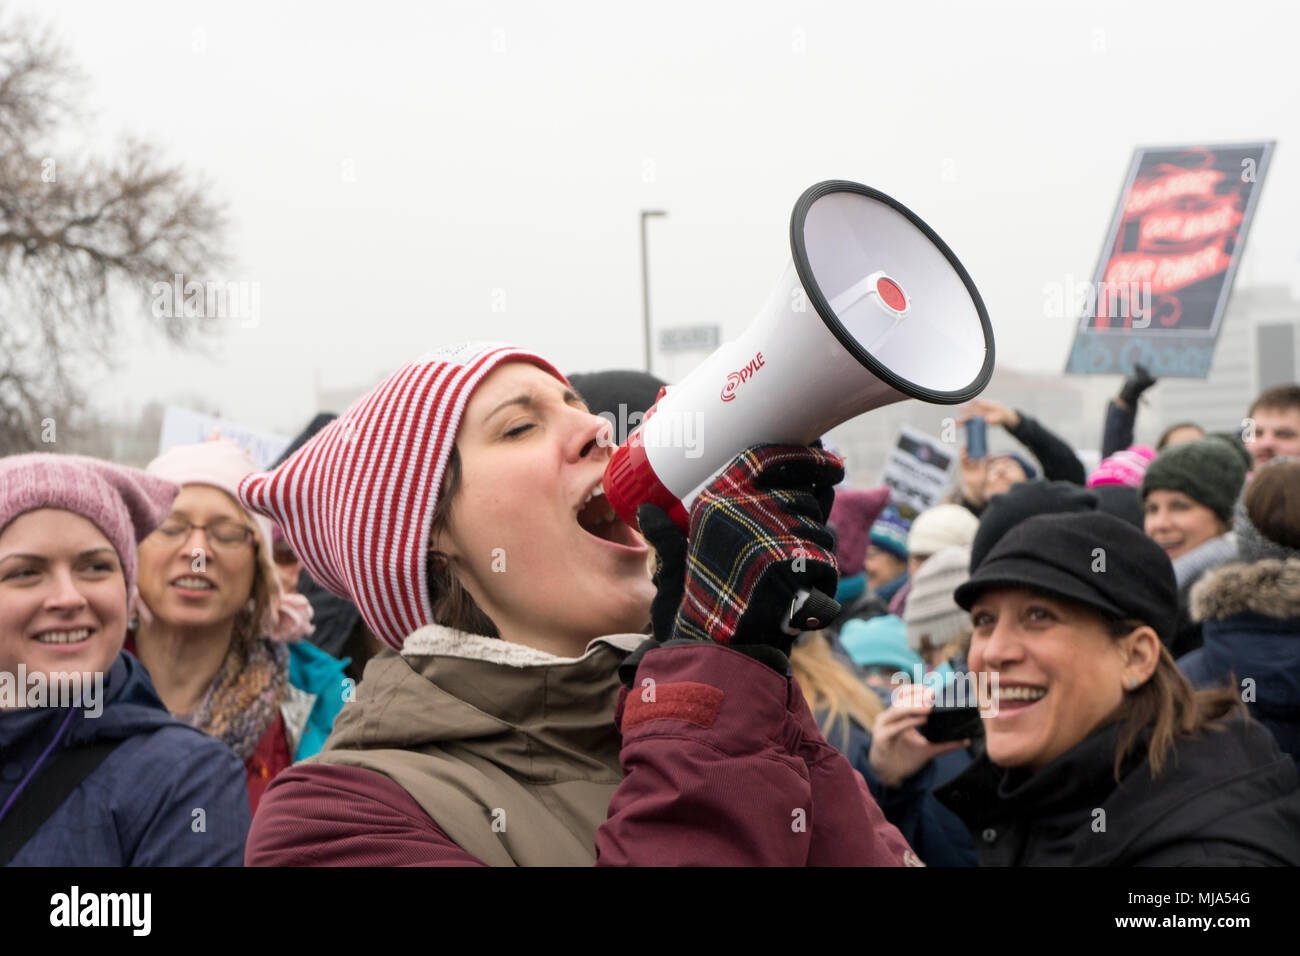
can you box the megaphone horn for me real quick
[604,179,995,539]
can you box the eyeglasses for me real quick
[150,518,256,552]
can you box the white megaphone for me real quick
[604,179,995,543]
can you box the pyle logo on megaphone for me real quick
[603,179,995,536]
[721,351,766,402]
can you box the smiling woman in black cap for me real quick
[933,511,1300,866]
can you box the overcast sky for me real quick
[20,0,1300,436]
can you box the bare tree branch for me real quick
[0,9,228,454]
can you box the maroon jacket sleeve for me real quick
[595,641,916,866]
[247,643,917,866]
[245,764,486,866]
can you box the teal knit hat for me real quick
[1140,438,1246,524]
[868,505,911,561]
[840,614,924,674]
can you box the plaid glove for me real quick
[637,444,843,664]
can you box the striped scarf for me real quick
[185,634,289,762]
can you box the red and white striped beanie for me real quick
[237,343,566,650]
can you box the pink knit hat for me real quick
[145,438,314,642]
[828,486,892,578]
[147,438,275,546]
[238,342,567,650]
[1087,444,1156,488]
[0,454,179,598]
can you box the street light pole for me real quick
[640,210,666,375]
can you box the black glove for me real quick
[1119,363,1156,406]
[636,502,688,645]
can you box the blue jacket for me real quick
[1,652,250,866]
[287,639,350,760]
[817,708,977,866]
[1180,559,1300,763]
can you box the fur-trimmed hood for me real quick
[1181,560,1300,755]
[1191,559,1300,622]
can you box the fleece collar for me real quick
[320,625,648,762]
[400,624,646,665]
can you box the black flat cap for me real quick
[956,511,1178,645]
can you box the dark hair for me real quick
[426,447,501,637]
[1103,616,1243,781]
[1245,460,1300,550]
[1156,421,1204,450]
[1249,384,1300,418]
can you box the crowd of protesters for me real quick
[1,347,1299,867]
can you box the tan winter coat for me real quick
[306,625,644,866]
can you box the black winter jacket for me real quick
[934,715,1300,866]
[1006,411,1086,485]
[958,411,1086,517]
[1101,399,1136,460]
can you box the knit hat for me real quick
[272,412,339,469]
[840,614,923,674]
[904,546,972,653]
[907,504,979,558]
[0,454,178,599]
[1141,438,1247,525]
[1089,483,1145,529]
[1087,444,1155,488]
[1206,431,1254,475]
[956,512,1178,645]
[148,439,275,548]
[238,342,566,650]
[990,451,1038,480]
[868,505,911,561]
[970,479,1099,571]
[146,439,314,642]
[828,486,891,576]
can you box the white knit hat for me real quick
[238,342,566,651]
[146,438,314,642]
[147,439,274,549]
[907,503,979,558]
[903,546,972,652]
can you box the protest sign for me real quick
[1065,142,1272,378]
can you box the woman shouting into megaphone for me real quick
[238,343,914,866]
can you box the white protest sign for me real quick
[880,425,956,513]
[158,406,290,471]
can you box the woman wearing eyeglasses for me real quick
[130,440,349,812]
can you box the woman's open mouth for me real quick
[171,576,217,595]
[989,682,1047,717]
[32,627,95,647]
[576,485,647,553]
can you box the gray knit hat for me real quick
[1141,438,1247,524]
[903,546,972,652]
